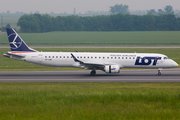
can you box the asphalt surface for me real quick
[0,69,180,82]
[1,46,180,48]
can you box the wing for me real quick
[71,53,105,70]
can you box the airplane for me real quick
[3,28,178,75]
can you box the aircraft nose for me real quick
[172,60,178,67]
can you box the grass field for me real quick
[1,31,180,46]
[0,48,180,71]
[0,82,180,120]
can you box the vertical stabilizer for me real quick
[6,28,37,52]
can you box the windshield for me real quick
[164,57,170,60]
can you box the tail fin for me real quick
[6,28,37,52]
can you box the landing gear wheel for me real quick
[90,70,96,76]
[158,70,161,76]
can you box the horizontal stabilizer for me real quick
[3,52,25,58]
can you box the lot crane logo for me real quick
[135,56,161,66]
[9,33,22,49]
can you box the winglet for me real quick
[71,53,83,63]
[6,28,37,52]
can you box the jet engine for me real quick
[104,65,120,73]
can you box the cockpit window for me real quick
[164,57,170,60]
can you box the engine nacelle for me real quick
[104,65,120,73]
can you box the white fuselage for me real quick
[9,52,178,70]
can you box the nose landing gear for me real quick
[158,70,161,75]
[158,68,162,76]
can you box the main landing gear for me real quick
[90,70,96,76]
[158,68,162,76]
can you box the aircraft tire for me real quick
[158,71,161,76]
[90,70,96,76]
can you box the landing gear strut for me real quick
[90,70,96,76]
[158,68,162,76]
[158,70,161,75]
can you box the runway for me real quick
[1,46,180,48]
[0,69,180,82]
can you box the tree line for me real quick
[147,5,175,15]
[17,13,180,33]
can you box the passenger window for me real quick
[45,56,47,58]
[118,57,120,59]
[49,56,51,58]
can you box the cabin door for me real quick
[38,54,43,62]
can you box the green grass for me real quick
[0,82,180,120]
[0,48,180,71]
[1,31,180,46]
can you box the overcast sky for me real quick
[1,0,180,14]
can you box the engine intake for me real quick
[104,65,120,73]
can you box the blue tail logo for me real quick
[9,32,22,49]
[6,28,37,52]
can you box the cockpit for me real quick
[164,57,170,60]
